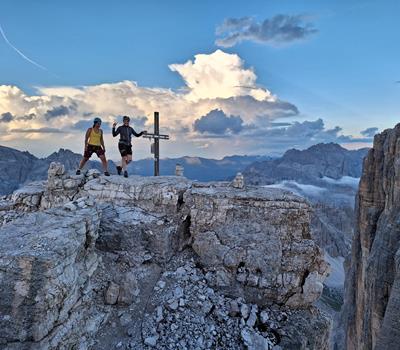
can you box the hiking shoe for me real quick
[123,170,128,178]
[116,165,122,175]
[76,169,81,175]
[104,171,110,176]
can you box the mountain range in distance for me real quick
[0,142,370,196]
[0,145,269,195]
[127,155,271,181]
[243,142,369,186]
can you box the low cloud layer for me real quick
[10,127,65,133]
[216,15,317,48]
[241,118,375,148]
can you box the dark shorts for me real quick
[118,143,132,157]
[84,145,104,159]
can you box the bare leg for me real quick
[126,155,132,165]
[99,155,108,172]
[79,157,89,170]
[121,156,128,171]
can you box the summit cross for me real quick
[142,112,170,176]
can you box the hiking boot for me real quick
[104,171,110,176]
[116,165,122,175]
[123,170,128,178]
[76,169,81,175]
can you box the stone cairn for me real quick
[175,164,184,177]
[231,172,245,189]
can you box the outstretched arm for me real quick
[131,127,147,137]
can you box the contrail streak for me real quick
[0,23,48,71]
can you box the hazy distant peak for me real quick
[183,156,202,165]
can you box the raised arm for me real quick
[112,124,120,137]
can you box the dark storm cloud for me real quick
[19,113,36,121]
[0,112,14,123]
[360,127,379,137]
[0,112,36,123]
[44,103,77,120]
[216,14,318,48]
[215,17,254,35]
[193,109,244,135]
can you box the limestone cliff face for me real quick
[0,163,330,349]
[0,206,103,349]
[343,124,400,350]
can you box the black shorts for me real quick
[84,145,104,159]
[118,143,132,157]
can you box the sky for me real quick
[0,0,399,160]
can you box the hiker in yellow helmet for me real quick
[76,117,110,176]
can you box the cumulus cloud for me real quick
[193,109,243,135]
[169,50,275,102]
[0,50,370,159]
[360,127,379,137]
[216,15,317,48]
[0,50,296,134]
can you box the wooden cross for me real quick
[142,112,170,176]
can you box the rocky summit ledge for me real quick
[0,163,330,350]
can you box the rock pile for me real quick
[140,256,329,350]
